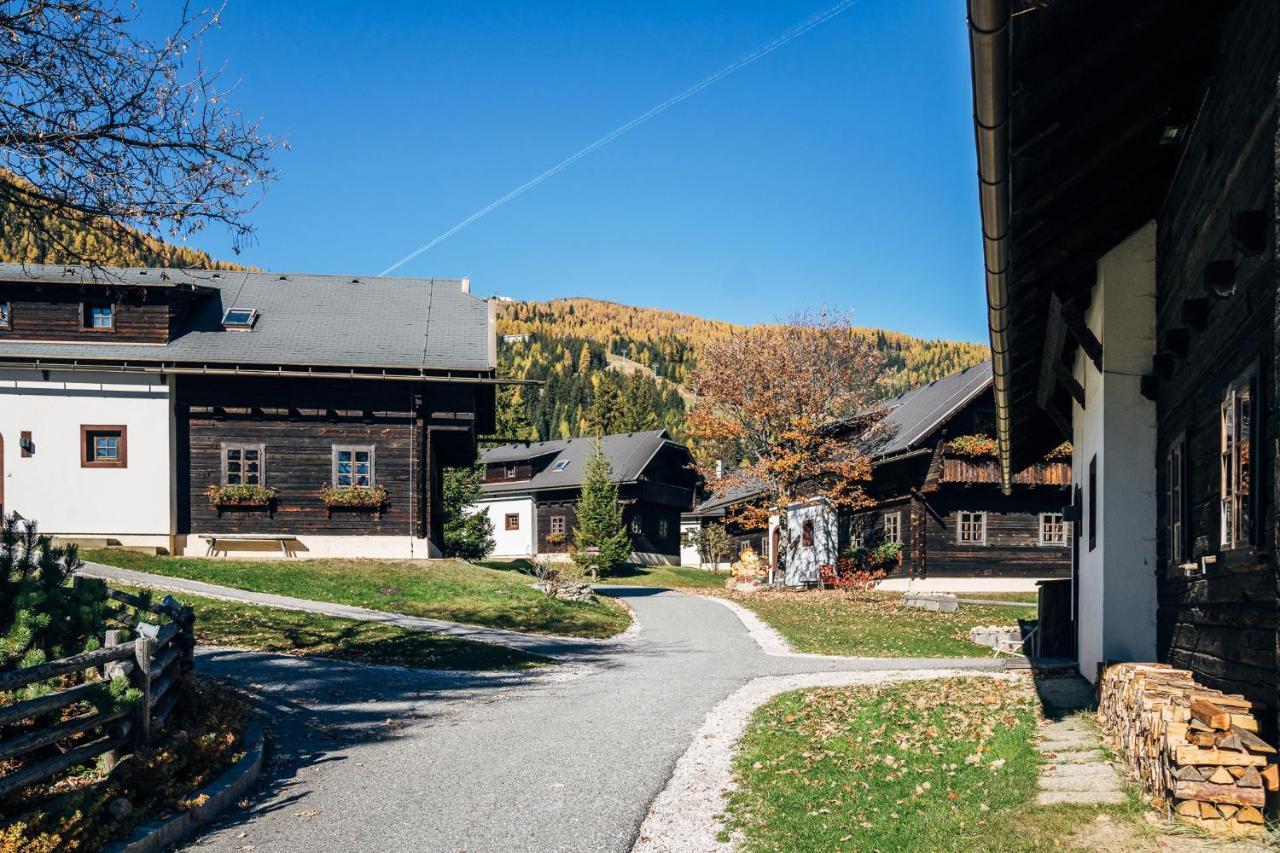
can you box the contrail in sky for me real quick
[379,0,862,277]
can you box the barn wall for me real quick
[178,376,477,556]
[919,491,1071,578]
[1152,0,1278,713]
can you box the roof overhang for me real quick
[0,356,531,384]
[967,0,1224,491]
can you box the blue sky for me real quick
[188,0,985,342]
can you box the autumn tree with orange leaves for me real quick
[686,310,887,536]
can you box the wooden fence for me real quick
[0,580,195,799]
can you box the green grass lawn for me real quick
[86,550,631,638]
[954,591,1038,604]
[591,564,728,589]
[723,591,1032,657]
[115,584,549,670]
[480,558,728,590]
[726,677,1145,852]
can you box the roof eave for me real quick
[968,0,1015,494]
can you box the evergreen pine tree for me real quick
[441,466,496,561]
[586,377,625,436]
[571,439,632,578]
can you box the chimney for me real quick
[715,459,724,480]
[460,277,471,294]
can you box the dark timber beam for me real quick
[1060,305,1103,373]
[1053,360,1085,408]
[1042,397,1073,442]
[1036,293,1072,412]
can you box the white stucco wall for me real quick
[679,519,701,567]
[783,498,837,586]
[1073,222,1159,683]
[177,534,436,559]
[0,369,175,542]
[472,496,536,558]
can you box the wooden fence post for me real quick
[102,630,123,771]
[133,636,154,748]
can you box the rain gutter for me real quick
[967,0,1014,493]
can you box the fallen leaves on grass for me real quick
[726,677,1043,851]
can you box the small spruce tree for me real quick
[571,439,632,578]
[441,466,496,561]
[0,512,107,673]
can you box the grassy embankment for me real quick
[85,550,630,638]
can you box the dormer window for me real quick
[0,302,9,329]
[221,308,259,330]
[83,303,115,331]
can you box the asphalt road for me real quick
[185,587,1000,853]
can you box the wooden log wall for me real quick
[178,376,478,541]
[917,491,1072,578]
[1151,0,1278,724]
[0,283,190,344]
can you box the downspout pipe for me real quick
[967,0,1014,494]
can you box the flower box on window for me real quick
[322,483,388,517]
[205,484,277,517]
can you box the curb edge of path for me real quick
[105,720,265,853]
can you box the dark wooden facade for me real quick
[0,282,202,343]
[483,436,697,559]
[969,0,1279,725]
[840,392,1072,580]
[178,376,484,551]
[1149,0,1278,711]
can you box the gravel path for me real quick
[174,586,1002,852]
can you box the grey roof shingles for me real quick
[479,430,680,495]
[872,360,992,457]
[0,263,494,372]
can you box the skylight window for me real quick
[221,308,259,330]
[551,460,570,472]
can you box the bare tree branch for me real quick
[0,0,282,266]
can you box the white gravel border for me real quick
[633,670,1020,852]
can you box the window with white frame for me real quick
[0,302,10,329]
[631,514,643,535]
[505,464,518,479]
[549,515,566,535]
[333,445,374,487]
[957,511,986,544]
[1039,513,1067,546]
[1221,370,1255,549]
[658,518,669,538]
[222,443,264,485]
[1167,435,1187,564]
[882,511,902,544]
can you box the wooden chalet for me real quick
[0,264,497,558]
[966,0,1278,721]
[783,362,1072,587]
[475,430,699,564]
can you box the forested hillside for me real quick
[0,200,989,455]
[0,182,245,270]
[493,298,990,446]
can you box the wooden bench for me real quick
[199,534,298,557]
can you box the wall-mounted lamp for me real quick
[19,431,33,457]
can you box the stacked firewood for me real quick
[1098,663,1277,835]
